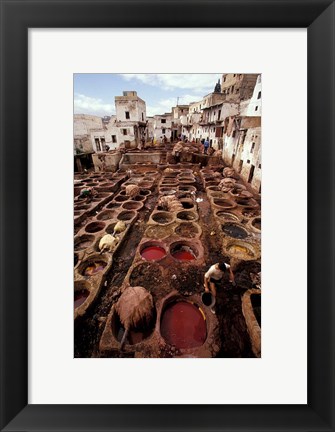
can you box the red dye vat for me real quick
[74,289,89,309]
[160,301,207,349]
[141,246,166,261]
[171,250,195,261]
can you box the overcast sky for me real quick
[74,73,222,117]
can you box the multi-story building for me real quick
[221,74,258,102]
[153,113,172,142]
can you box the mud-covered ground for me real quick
[74,165,261,358]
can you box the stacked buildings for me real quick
[74,74,261,191]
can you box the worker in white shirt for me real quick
[204,262,235,312]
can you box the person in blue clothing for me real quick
[204,137,210,154]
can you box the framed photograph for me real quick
[1,0,334,431]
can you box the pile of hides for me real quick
[99,234,119,253]
[115,286,154,349]
[125,184,140,198]
[158,195,183,212]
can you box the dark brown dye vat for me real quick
[222,223,248,239]
[152,212,173,224]
[160,301,207,349]
[117,210,135,221]
[180,200,194,209]
[251,294,261,327]
[75,235,94,251]
[74,289,89,309]
[114,195,128,202]
[85,221,105,233]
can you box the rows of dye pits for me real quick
[99,168,220,357]
[201,168,261,261]
[74,170,159,318]
[74,172,128,229]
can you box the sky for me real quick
[74,73,222,117]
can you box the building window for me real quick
[142,113,144,121]
[162,128,166,134]
[255,106,258,111]
[122,129,127,135]
[247,159,250,164]
[257,91,261,99]
[125,111,130,119]
[233,74,236,77]
[94,138,101,152]
[258,163,261,169]
[112,135,117,143]
[161,119,166,123]
[232,130,236,138]
[251,142,255,153]
[218,110,221,119]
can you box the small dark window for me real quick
[232,130,236,138]
[257,91,261,99]
[122,129,127,135]
[255,106,258,111]
[161,119,166,123]
[247,159,250,164]
[125,111,130,119]
[112,135,117,143]
[251,142,255,153]
[258,163,261,169]
[162,128,166,134]
[142,113,144,121]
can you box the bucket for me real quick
[201,292,216,308]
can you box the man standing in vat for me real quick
[203,262,236,313]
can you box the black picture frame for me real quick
[1,0,334,431]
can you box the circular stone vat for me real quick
[206,186,220,192]
[178,185,196,193]
[170,242,198,261]
[106,202,121,210]
[74,282,90,310]
[152,211,174,225]
[222,223,249,239]
[140,189,150,196]
[174,222,200,238]
[117,210,136,221]
[215,211,240,222]
[176,210,197,222]
[226,242,256,259]
[160,300,207,349]
[133,195,146,201]
[251,217,261,231]
[180,199,195,210]
[213,199,236,209]
[80,258,107,276]
[75,234,95,251]
[145,225,172,239]
[122,201,143,210]
[85,221,106,233]
[159,188,177,195]
[236,198,258,208]
[138,182,152,188]
[111,309,155,345]
[97,210,116,221]
[74,203,91,210]
[209,191,226,199]
[114,195,128,202]
[140,241,167,261]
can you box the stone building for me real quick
[153,113,172,142]
[221,73,258,102]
